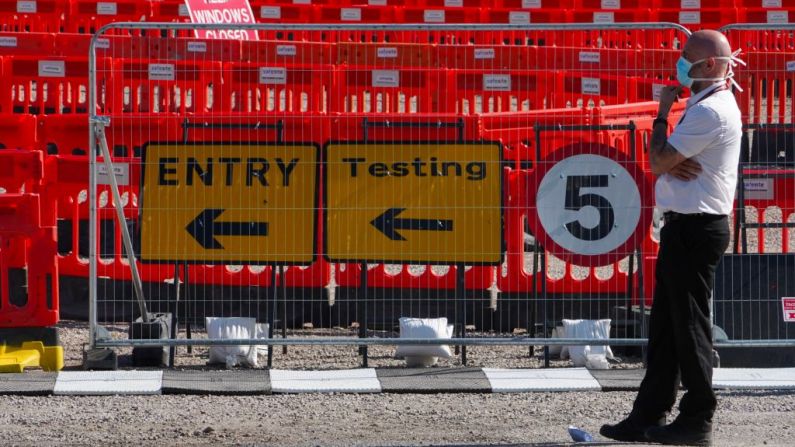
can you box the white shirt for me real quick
[655,82,743,215]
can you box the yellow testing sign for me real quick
[325,142,503,264]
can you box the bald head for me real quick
[684,30,732,60]
[682,30,733,87]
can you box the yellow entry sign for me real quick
[326,143,502,264]
[141,144,318,264]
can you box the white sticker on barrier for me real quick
[680,11,701,24]
[369,0,387,5]
[787,61,795,72]
[743,178,774,200]
[484,74,511,92]
[377,47,398,58]
[17,1,36,13]
[341,8,362,21]
[593,12,614,23]
[784,298,795,322]
[97,163,130,186]
[187,41,207,53]
[149,63,175,81]
[509,11,531,24]
[95,38,111,49]
[372,70,400,88]
[601,0,620,9]
[768,11,789,24]
[581,77,601,95]
[293,0,311,4]
[277,44,297,56]
[579,51,600,64]
[763,0,783,8]
[474,48,495,60]
[178,4,189,16]
[97,2,117,15]
[681,0,700,7]
[424,10,445,23]
[523,0,542,8]
[445,0,463,6]
[652,83,665,101]
[38,60,65,78]
[0,36,18,47]
[260,6,281,19]
[259,67,287,84]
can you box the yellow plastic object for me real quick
[0,342,64,373]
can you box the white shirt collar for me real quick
[686,82,725,107]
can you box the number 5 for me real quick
[565,175,615,241]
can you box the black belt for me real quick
[663,211,726,224]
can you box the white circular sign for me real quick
[535,154,643,256]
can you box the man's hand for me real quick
[667,158,702,181]
[658,85,684,117]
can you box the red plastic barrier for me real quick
[66,0,151,35]
[337,42,435,68]
[251,2,318,23]
[443,69,555,114]
[317,5,397,23]
[0,114,37,150]
[332,67,443,114]
[482,7,568,24]
[0,150,59,327]
[654,9,739,30]
[569,9,652,24]
[480,106,595,164]
[112,59,223,114]
[736,8,792,25]
[1,55,112,114]
[224,62,332,113]
[0,0,64,33]
[0,32,55,56]
[399,7,483,24]
[435,45,537,69]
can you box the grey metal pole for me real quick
[94,123,150,322]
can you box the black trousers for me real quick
[631,214,730,427]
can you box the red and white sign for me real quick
[525,143,654,267]
[184,0,258,41]
[783,298,795,322]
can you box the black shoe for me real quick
[600,416,665,443]
[645,420,712,446]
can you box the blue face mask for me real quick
[676,53,745,90]
[676,56,700,88]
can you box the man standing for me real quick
[600,30,744,446]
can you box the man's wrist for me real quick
[653,117,669,128]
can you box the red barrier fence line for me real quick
[0,113,37,151]
[0,150,59,327]
[1,54,112,115]
[0,0,64,33]
[224,62,332,114]
[0,32,55,56]
[66,0,151,35]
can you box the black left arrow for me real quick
[186,208,269,249]
[370,208,454,241]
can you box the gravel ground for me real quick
[57,320,643,370]
[1,390,793,446]
[27,320,791,447]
